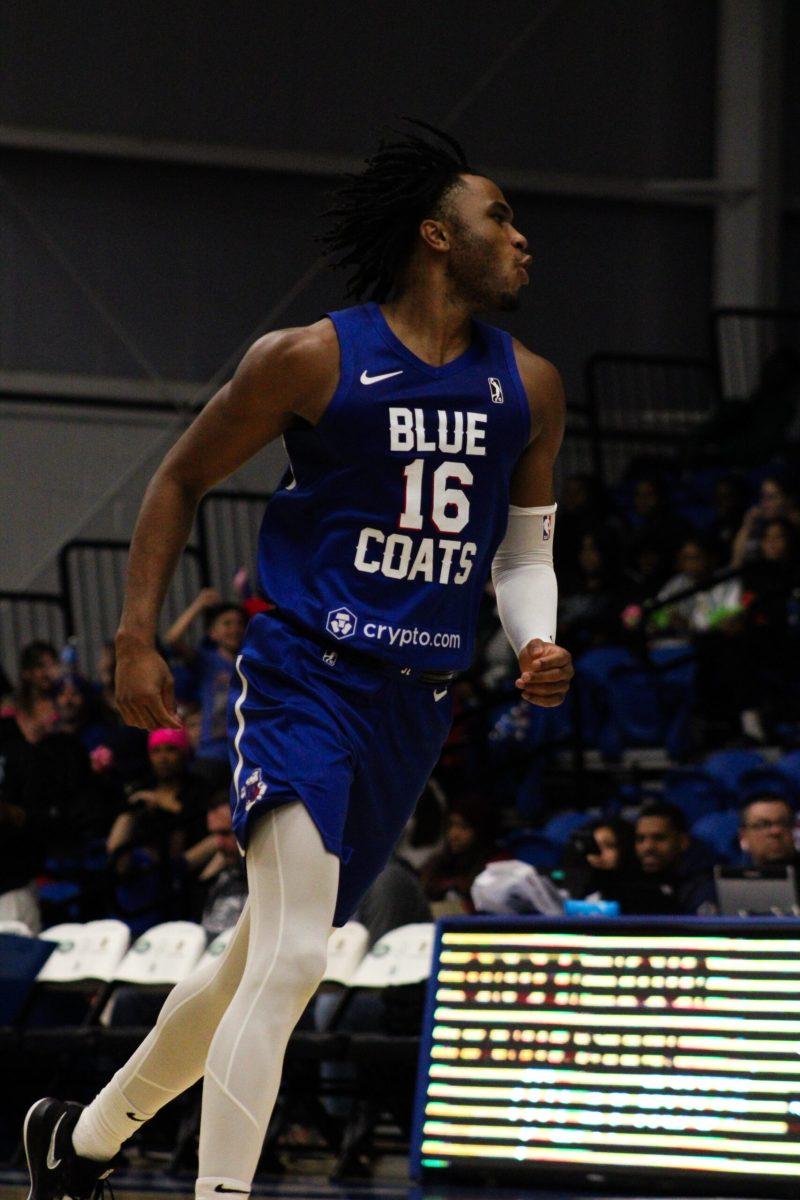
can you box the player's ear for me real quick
[419,217,450,254]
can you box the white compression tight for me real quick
[72,802,340,1197]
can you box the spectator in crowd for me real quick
[644,536,744,744]
[623,475,688,569]
[106,728,210,931]
[0,702,103,931]
[182,702,203,754]
[13,640,61,727]
[54,672,128,810]
[653,536,742,639]
[621,538,673,606]
[183,792,248,940]
[86,642,149,785]
[616,801,715,915]
[554,473,615,583]
[558,531,623,652]
[96,641,117,720]
[473,583,518,693]
[709,474,749,556]
[738,518,800,737]
[56,673,114,750]
[731,473,800,568]
[739,795,800,873]
[164,589,246,763]
[420,801,495,913]
[395,778,446,872]
[561,816,635,901]
[356,854,432,947]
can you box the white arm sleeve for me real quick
[491,503,558,655]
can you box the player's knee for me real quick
[280,937,328,1001]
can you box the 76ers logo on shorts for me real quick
[326,606,357,640]
[240,767,268,811]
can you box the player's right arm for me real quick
[115,321,339,730]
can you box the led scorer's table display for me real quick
[412,919,800,1196]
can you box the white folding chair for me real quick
[113,921,207,986]
[0,920,33,938]
[195,925,236,973]
[323,921,369,987]
[37,920,131,984]
[349,922,435,988]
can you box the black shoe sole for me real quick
[23,1099,53,1200]
[23,1099,69,1200]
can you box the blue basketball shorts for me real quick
[227,613,453,926]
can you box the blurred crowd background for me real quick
[4,434,800,941]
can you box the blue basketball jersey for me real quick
[256,301,530,670]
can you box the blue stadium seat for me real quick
[515,761,545,822]
[574,647,637,750]
[738,765,797,805]
[501,830,561,870]
[543,811,590,846]
[649,645,696,761]
[0,933,55,1025]
[662,769,726,824]
[776,751,800,794]
[702,749,765,794]
[575,646,636,683]
[598,662,666,757]
[691,810,742,864]
[575,646,695,759]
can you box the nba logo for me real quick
[488,377,504,404]
[542,513,553,541]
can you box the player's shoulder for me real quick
[243,318,339,377]
[236,319,340,419]
[510,339,563,392]
[510,340,566,444]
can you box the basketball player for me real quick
[24,122,573,1200]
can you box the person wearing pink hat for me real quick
[105,726,209,929]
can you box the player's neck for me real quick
[380,283,474,368]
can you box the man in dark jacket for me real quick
[619,801,715,915]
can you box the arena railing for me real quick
[196,489,271,593]
[57,539,206,678]
[712,306,800,401]
[585,352,719,486]
[0,590,69,687]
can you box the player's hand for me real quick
[115,635,182,730]
[515,639,573,707]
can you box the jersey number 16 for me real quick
[399,459,473,535]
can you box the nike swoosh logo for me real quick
[46,1113,65,1170]
[126,1111,146,1122]
[360,369,403,385]
[434,688,448,702]
[214,1187,249,1194]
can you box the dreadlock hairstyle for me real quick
[321,119,474,303]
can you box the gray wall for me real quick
[0,0,782,594]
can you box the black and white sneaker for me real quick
[23,1098,116,1200]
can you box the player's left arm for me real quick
[491,344,573,707]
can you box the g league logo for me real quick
[488,377,504,404]
[326,606,357,640]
